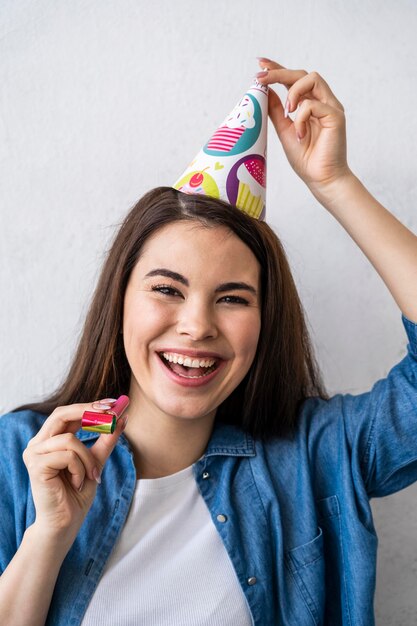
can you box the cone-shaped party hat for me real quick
[173,79,268,220]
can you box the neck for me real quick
[123,399,216,479]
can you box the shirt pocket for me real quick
[284,526,325,625]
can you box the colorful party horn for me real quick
[81,395,129,434]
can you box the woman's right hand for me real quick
[22,399,127,545]
[256,58,351,198]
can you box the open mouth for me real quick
[158,352,220,379]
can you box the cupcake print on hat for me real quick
[173,79,268,220]
[226,154,266,220]
[175,167,220,199]
[204,90,262,156]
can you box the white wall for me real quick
[1,1,416,622]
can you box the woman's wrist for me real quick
[25,522,77,561]
[0,523,72,626]
[307,168,360,215]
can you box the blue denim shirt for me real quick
[1,316,417,626]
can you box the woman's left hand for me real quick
[256,59,351,196]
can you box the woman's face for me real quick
[123,220,261,426]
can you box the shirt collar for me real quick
[204,421,256,457]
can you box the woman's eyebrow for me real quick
[215,282,258,296]
[145,268,188,285]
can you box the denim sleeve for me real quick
[0,411,41,574]
[342,315,417,498]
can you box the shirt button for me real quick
[247,577,257,586]
[217,514,227,523]
[202,472,210,479]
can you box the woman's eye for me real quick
[151,284,182,297]
[219,295,249,305]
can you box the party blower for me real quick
[81,395,129,434]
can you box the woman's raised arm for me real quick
[257,60,417,323]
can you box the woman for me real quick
[1,60,417,626]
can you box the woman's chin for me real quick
[159,404,217,424]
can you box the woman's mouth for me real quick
[158,352,219,379]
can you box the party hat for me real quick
[173,79,268,220]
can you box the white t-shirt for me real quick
[81,464,253,625]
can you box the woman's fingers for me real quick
[34,451,86,492]
[28,433,102,480]
[294,99,344,141]
[23,445,87,493]
[258,60,345,142]
[268,88,343,144]
[257,62,343,112]
[257,59,307,91]
[24,432,101,487]
[286,71,344,113]
[28,404,91,443]
[27,415,128,484]
[257,57,285,70]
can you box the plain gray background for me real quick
[1,1,417,622]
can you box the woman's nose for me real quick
[176,299,218,341]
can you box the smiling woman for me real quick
[2,62,417,626]
[14,188,324,441]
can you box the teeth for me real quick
[162,352,216,368]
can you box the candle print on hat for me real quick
[173,79,268,220]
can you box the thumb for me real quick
[268,88,292,139]
[89,414,128,468]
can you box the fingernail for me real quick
[296,132,303,143]
[93,467,102,484]
[121,414,129,430]
[256,70,268,78]
[284,100,290,118]
[92,398,117,410]
[78,479,84,492]
[256,56,271,62]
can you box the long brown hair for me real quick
[15,187,326,438]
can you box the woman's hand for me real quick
[22,399,127,546]
[256,58,352,197]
